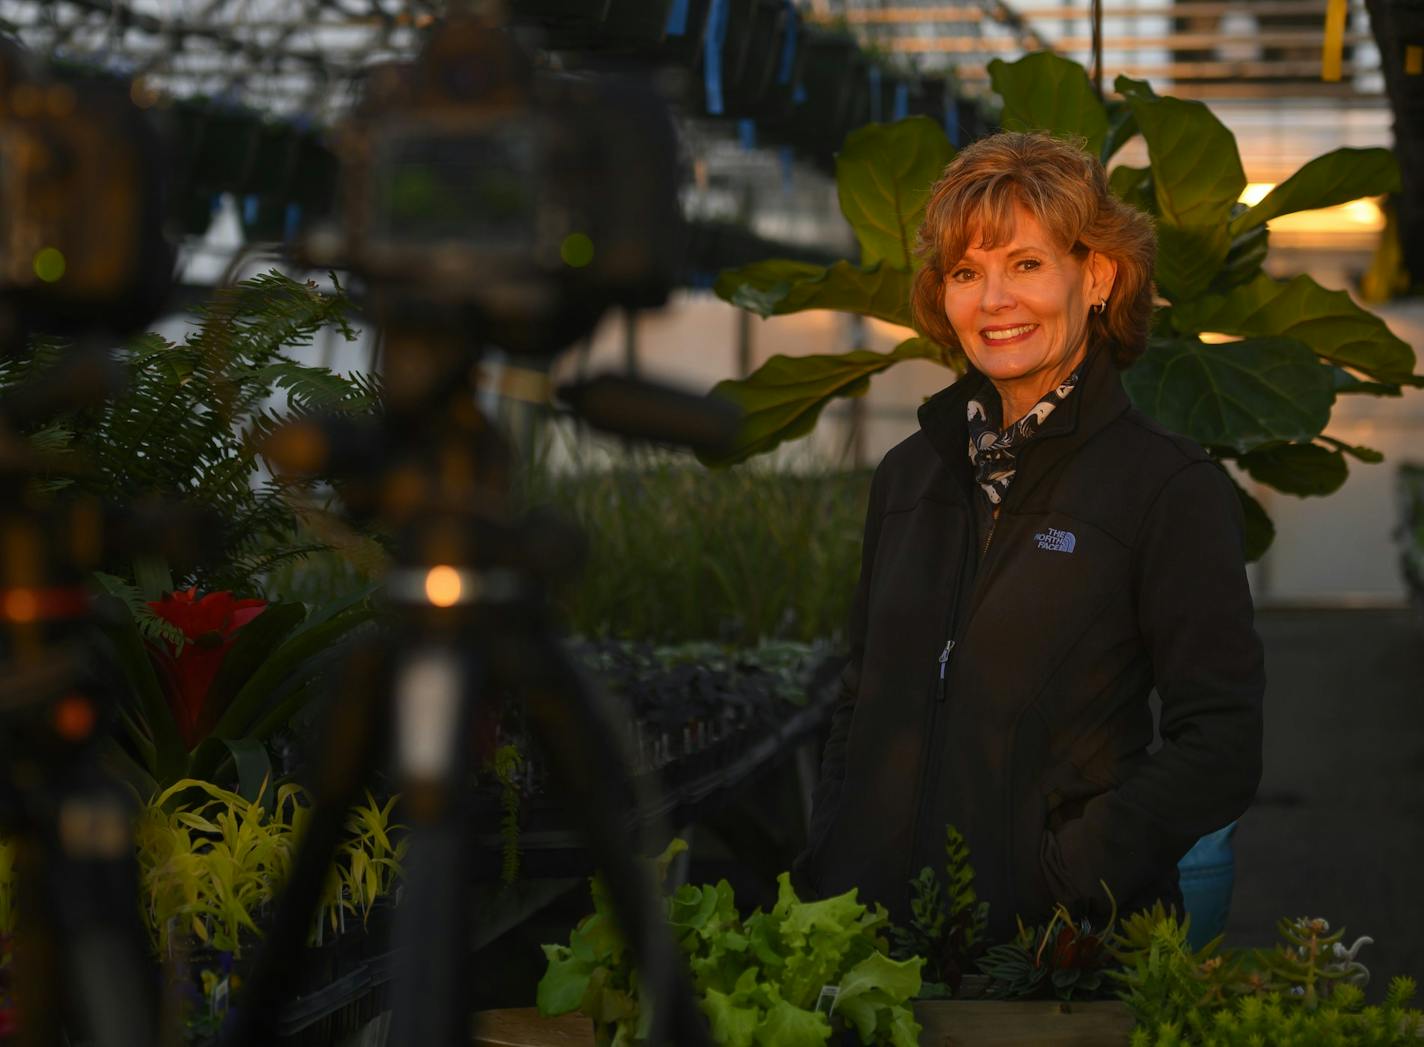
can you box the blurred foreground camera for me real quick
[0,43,172,347]
[305,16,685,357]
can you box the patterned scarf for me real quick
[966,367,1083,506]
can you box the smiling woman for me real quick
[795,131,1266,946]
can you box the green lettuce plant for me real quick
[537,839,924,1046]
[710,53,1420,558]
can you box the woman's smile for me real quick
[980,323,1039,344]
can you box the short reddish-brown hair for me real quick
[910,131,1156,369]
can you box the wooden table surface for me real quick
[472,1000,1135,1046]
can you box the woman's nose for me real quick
[980,269,1015,310]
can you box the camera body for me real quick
[0,43,172,347]
[307,17,685,357]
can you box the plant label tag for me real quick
[815,985,840,1016]
[211,976,230,1015]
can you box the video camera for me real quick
[304,16,687,360]
[0,41,172,351]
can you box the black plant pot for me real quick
[241,120,298,198]
[598,0,676,49]
[721,0,785,117]
[288,131,340,226]
[508,0,612,48]
[653,0,712,65]
[787,30,859,157]
[189,103,262,194]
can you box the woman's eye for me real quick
[1018,258,1042,271]
[951,268,976,282]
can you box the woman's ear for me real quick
[1086,250,1119,304]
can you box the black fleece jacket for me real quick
[795,346,1265,940]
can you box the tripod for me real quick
[0,344,161,1047]
[224,321,716,1046]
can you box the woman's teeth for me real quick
[983,324,1036,341]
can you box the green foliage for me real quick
[100,586,378,793]
[134,778,405,955]
[493,744,524,888]
[517,445,870,645]
[537,839,923,1046]
[1113,908,1424,1045]
[697,339,941,468]
[712,56,1420,559]
[977,883,1118,1001]
[0,271,384,596]
[888,825,988,997]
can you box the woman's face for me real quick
[942,204,1117,410]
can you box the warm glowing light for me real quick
[33,247,65,283]
[1239,183,1274,207]
[424,565,463,607]
[53,694,96,742]
[1198,333,1242,344]
[560,233,594,268]
[1341,199,1383,226]
[2,589,38,622]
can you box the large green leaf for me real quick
[1231,478,1275,562]
[989,53,1108,159]
[1156,224,1233,305]
[96,594,188,782]
[210,601,377,741]
[698,338,943,467]
[1238,442,1348,496]
[1122,336,1335,453]
[836,117,954,270]
[198,601,306,742]
[1101,99,1139,163]
[1231,147,1400,237]
[714,259,916,329]
[1170,272,1417,385]
[1108,164,1154,215]
[1206,208,1270,295]
[1117,78,1245,301]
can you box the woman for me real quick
[795,132,1264,939]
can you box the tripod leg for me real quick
[220,640,391,1047]
[13,775,157,1047]
[505,631,709,1047]
[386,644,482,1047]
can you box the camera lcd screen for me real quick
[368,120,539,251]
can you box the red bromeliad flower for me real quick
[146,588,267,748]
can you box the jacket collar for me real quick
[916,343,1131,503]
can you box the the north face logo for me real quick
[1034,528,1076,553]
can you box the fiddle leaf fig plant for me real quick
[709,53,1420,559]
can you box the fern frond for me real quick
[93,572,186,649]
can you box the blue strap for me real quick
[868,65,882,123]
[665,0,690,36]
[794,81,807,104]
[945,94,959,146]
[284,202,302,240]
[704,0,730,115]
[776,2,799,85]
[243,194,259,226]
[738,118,757,149]
[893,81,909,121]
[779,145,794,194]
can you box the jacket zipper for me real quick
[935,640,956,702]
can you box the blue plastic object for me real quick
[1177,820,1237,951]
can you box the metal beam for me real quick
[884,29,1373,50]
[838,2,1366,20]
